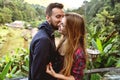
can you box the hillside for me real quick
[0,26,31,57]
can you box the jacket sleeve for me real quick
[31,37,50,80]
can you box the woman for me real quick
[46,12,87,80]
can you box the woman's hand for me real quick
[46,62,75,80]
[46,63,57,77]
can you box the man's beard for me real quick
[50,19,58,30]
[51,23,58,30]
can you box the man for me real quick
[29,3,64,80]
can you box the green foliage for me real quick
[90,36,119,68]
[75,0,120,78]
[111,3,120,33]
[29,20,42,28]
[0,25,31,79]
[0,25,31,56]
[116,59,120,68]
[0,7,12,23]
[91,73,102,80]
[0,61,12,80]
[0,0,45,24]
[0,48,29,79]
[54,31,61,38]
[0,0,120,79]
[12,9,23,21]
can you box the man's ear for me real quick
[46,15,50,20]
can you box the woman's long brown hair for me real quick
[57,12,87,76]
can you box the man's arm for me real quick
[31,37,50,80]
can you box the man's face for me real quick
[47,8,64,30]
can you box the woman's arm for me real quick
[46,63,75,80]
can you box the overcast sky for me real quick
[25,0,91,9]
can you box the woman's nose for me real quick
[58,22,61,27]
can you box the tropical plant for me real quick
[0,48,29,79]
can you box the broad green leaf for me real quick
[91,73,101,80]
[104,44,112,53]
[5,55,10,63]
[15,70,21,75]
[96,38,103,53]
[22,65,29,72]
[116,59,120,68]
[10,66,17,74]
[0,61,12,80]
[105,56,116,67]
[91,39,98,49]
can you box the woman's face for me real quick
[58,17,67,35]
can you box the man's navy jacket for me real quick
[29,21,62,80]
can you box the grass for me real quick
[0,27,31,57]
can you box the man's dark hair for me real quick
[46,3,64,16]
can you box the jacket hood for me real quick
[38,21,54,37]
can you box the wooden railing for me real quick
[85,67,120,74]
